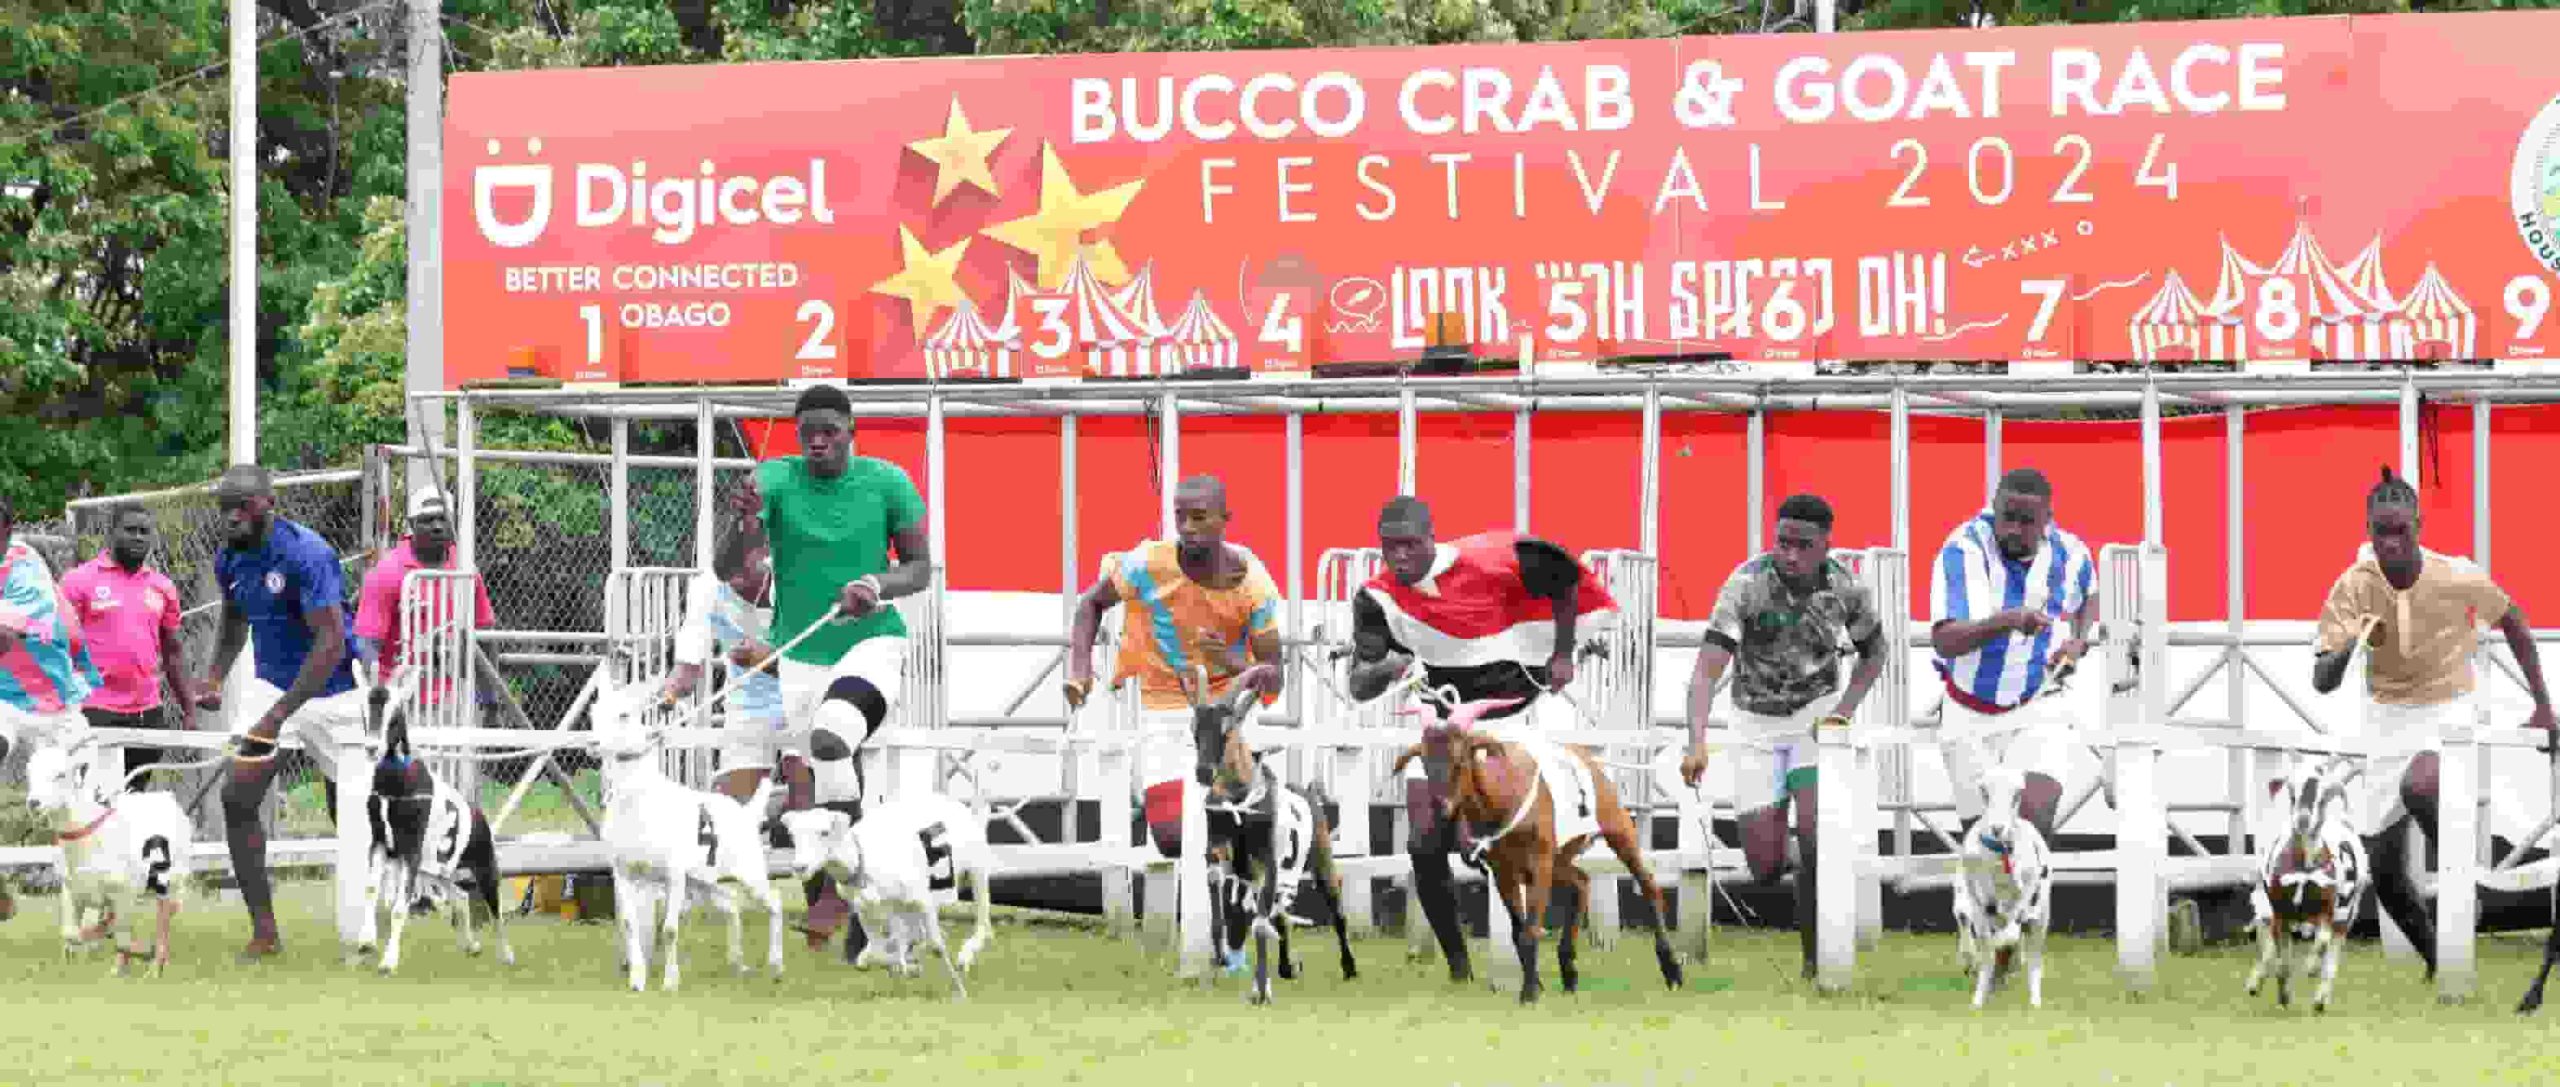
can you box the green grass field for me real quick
[6,878,2560,1087]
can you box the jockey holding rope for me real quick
[727,383,936,963]
[2310,466,2556,981]
[0,492,103,923]
[1343,495,1615,984]
[198,465,367,962]
[1678,493,1889,981]
[1062,474,1285,860]
[1928,467,2099,847]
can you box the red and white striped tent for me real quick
[2334,237,2403,360]
[1108,263,1173,375]
[2201,219,2399,361]
[2200,236,2263,359]
[1054,251,1155,377]
[1162,289,1241,372]
[2394,263,2476,360]
[923,295,1017,379]
[2127,269,2205,362]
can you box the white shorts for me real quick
[1727,704,1828,811]
[1134,705,1268,791]
[1940,694,2080,822]
[714,707,801,774]
[2354,697,2468,834]
[778,634,910,741]
[230,678,369,780]
[0,703,85,753]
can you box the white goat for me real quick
[1953,766,2053,1009]
[23,733,193,977]
[780,791,997,1001]
[590,681,786,992]
[2245,758,2367,1013]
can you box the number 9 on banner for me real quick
[2509,275,2553,343]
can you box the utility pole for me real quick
[405,0,447,495]
[229,0,257,465]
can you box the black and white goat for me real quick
[2246,757,2366,1013]
[24,732,193,977]
[780,791,996,1001]
[590,680,787,992]
[1954,766,2053,1009]
[355,666,514,975]
[1183,665,1357,1005]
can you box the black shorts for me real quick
[82,706,170,731]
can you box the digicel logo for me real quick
[472,137,839,250]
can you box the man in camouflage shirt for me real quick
[1679,494,1889,979]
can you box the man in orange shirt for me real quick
[1063,475,1283,859]
[2311,466,2556,980]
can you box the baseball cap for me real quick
[409,489,453,520]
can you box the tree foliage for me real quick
[1,0,2511,520]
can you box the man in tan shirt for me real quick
[2310,467,2555,979]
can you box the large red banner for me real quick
[445,12,2560,384]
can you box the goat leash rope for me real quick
[661,601,848,730]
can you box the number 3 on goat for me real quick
[142,835,172,896]
[698,807,719,867]
[919,823,956,893]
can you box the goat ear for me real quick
[2267,779,2287,800]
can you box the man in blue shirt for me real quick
[1928,468,2100,845]
[196,465,365,961]
[661,531,793,811]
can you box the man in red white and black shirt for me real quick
[1344,495,1616,983]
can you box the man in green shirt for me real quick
[728,383,935,962]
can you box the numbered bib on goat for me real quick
[917,821,960,898]
[421,778,476,882]
[1519,738,1602,845]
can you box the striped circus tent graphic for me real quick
[1058,251,1157,377]
[2195,218,2416,361]
[2394,263,2476,360]
[1163,289,1241,372]
[1108,263,1174,374]
[2127,269,2204,362]
[923,295,1017,379]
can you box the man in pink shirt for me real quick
[354,490,495,707]
[61,506,196,791]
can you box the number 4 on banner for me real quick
[1252,286,1314,374]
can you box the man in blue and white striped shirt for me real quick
[662,533,792,810]
[1929,468,2100,842]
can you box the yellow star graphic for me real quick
[906,98,1012,207]
[869,225,972,336]
[981,143,1144,290]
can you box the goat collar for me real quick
[1976,827,2016,875]
[56,803,117,845]
[1464,761,1545,870]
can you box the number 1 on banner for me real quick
[562,303,617,382]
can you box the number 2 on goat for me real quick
[698,808,719,867]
